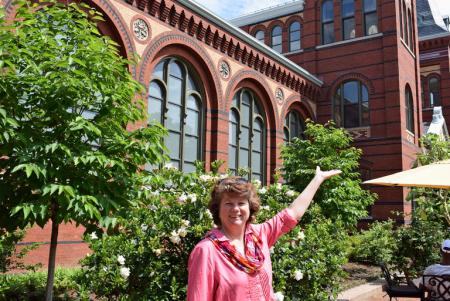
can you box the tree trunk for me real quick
[45,202,59,301]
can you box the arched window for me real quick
[255,30,265,43]
[400,0,404,39]
[284,110,305,142]
[407,9,414,50]
[428,76,440,107]
[402,2,407,42]
[363,0,378,35]
[405,85,414,133]
[333,80,369,128]
[148,58,203,172]
[271,26,282,53]
[228,89,266,182]
[322,0,335,44]
[342,0,355,40]
[289,21,301,51]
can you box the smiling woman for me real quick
[187,168,341,301]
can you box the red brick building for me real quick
[2,0,449,266]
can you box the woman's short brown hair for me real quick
[208,177,260,226]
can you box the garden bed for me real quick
[340,262,382,291]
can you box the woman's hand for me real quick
[314,166,342,182]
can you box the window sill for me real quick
[400,39,416,58]
[315,32,383,49]
[284,49,303,56]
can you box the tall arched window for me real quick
[228,89,266,181]
[402,2,407,42]
[284,110,305,142]
[289,21,301,51]
[363,0,378,35]
[255,30,265,43]
[400,0,404,39]
[271,26,282,53]
[322,0,334,44]
[428,76,440,107]
[408,9,414,50]
[333,80,369,128]
[405,85,414,133]
[148,57,203,172]
[342,0,355,40]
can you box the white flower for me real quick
[199,174,212,182]
[205,209,213,219]
[141,224,149,232]
[294,270,304,281]
[120,267,130,279]
[260,205,270,210]
[150,190,160,196]
[188,193,197,203]
[219,173,228,179]
[117,255,125,265]
[169,230,181,244]
[269,246,275,254]
[154,248,163,256]
[286,190,296,197]
[178,227,188,237]
[274,291,284,301]
[132,239,138,245]
[297,231,305,240]
[89,232,98,240]
[164,162,176,170]
[102,266,108,272]
[181,219,190,227]
[178,194,188,203]
[147,204,157,211]
[276,183,283,191]
[258,187,267,194]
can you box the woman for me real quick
[187,167,341,301]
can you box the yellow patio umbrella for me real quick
[363,159,450,189]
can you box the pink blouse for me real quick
[187,208,298,301]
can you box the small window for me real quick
[428,76,440,107]
[255,30,265,43]
[342,0,355,40]
[407,10,414,50]
[322,0,335,44]
[284,110,305,142]
[405,85,414,133]
[363,0,378,35]
[402,2,407,43]
[289,21,301,51]
[333,80,369,128]
[271,26,282,53]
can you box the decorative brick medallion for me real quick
[132,18,149,41]
[275,88,284,104]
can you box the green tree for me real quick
[0,1,166,300]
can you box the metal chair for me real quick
[380,262,424,301]
[422,274,450,300]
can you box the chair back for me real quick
[380,262,395,288]
[423,274,450,301]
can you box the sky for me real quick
[193,0,450,21]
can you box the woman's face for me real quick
[219,193,250,231]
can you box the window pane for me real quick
[343,81,358,104]
[183,136,198,162]
[364,0,376,12]
[323,23,335,44]
[365,12,378,35]
[344,104,359,128]
[167,132,180,159]
[168,76,183,105]
[187,95,199,111]
[429,77,440,106]
[334,87,342,126]
[185,109,199,135]
[153,61,164,79]
[149,81,163,99]
[284,128,289,142]
[229,145,237,169]
[241,99,250,126]
[362,101,370,126]
[229,110,238,145]
[290,41,301,52]
[362,85,369,102]
[241,127,250,148]
[183,163,196,173]
[148,97,163,122]
[186,75,199,92]
[322,0,334,21]
[272,26,282,52]
[251,151,261,173]
[272,26,282,36]
[342,0,355,17]
[343,18,355,39]
[239,149,249,168]
[290,30,300,41]
[290,21,300,32]
[166,104,182,131]
[273,42,282,53]
[169,61,183,78]
[255,30,264,42]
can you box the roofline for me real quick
[178,0,323,86]
[419,31,450,41]
[229,1,303,27]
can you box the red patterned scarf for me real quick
[206,230,265,274]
